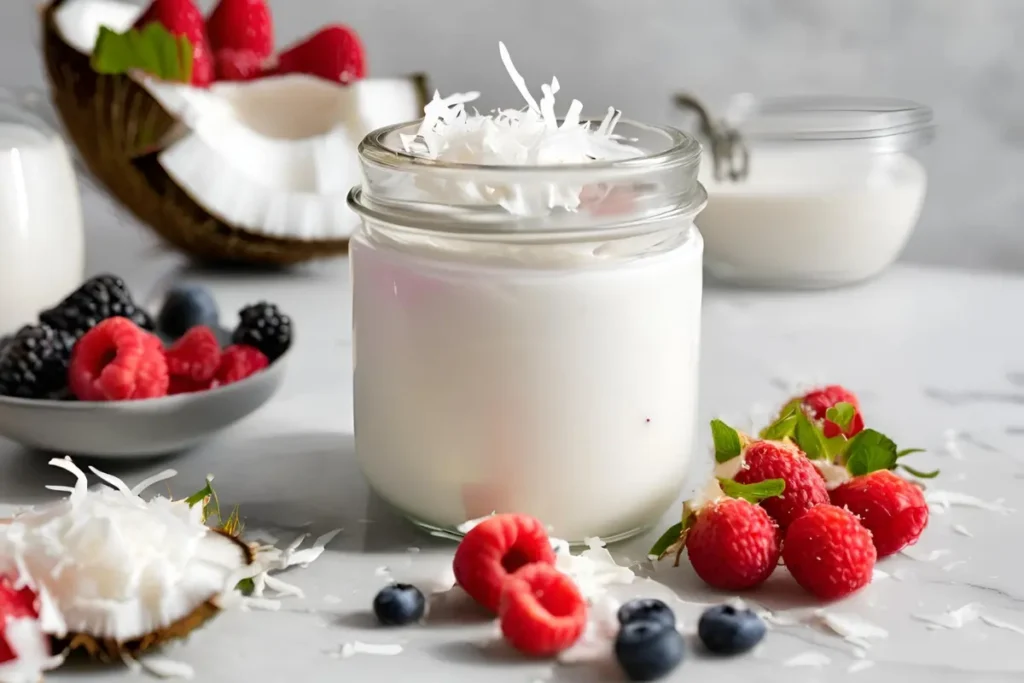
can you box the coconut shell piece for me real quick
[41,0,429,266]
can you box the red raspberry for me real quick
[452,514,556,613]
[802,385,864,438]
[499,563,587,656]
[686,497,781,591]
[829,470,928,558]
[0,575,40,663]
[213,344,269,387]
[733,440,829,530]
[69,318,169,401]
[783,504,876,600]
[166,326,221,395]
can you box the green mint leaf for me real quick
[793,411,829,460]
[236,577,256,595]
[648,522,684,558]
[825,402,856,432]
[91,23,194,83]
[845,429,899,476]
[896,448,926,459]
[184,477,214,509]
[718,477,786,504]
[899,464,941,479]
[710,419,743,463]
[760,399,802,441]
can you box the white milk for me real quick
[697,148,927,287]
[0,123,85,335]
[351,226,704,542]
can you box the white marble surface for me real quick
[2,189,1024,681]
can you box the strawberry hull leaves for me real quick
[648,522,684,559]
[826,402,857,433]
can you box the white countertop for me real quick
[2,190,1023,682]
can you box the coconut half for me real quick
[44,0,428,264]
[0,458,252,660]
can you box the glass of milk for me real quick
[682,95,934,288]
[0,101,85,335]
[348,120,707,543]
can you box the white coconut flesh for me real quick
[0,458,250,644]
[51,0,425,242]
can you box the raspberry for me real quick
[452,514,556,613]
[733,440,829,530]
[165,326,221,394]
[213,345,269,387]
[499,563,587,656]
[782,504,876,600]
[802,385,864,438]
[69,318,169,401]
[686,497,781,591]
[829,470,928,558]
[0,575,39,663]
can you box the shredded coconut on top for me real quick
[399,42,643,216]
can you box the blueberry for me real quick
[617,598,676,630]
[697,603,766,655]
[156,284,220,339]
[614,620,684,681]
[372,583,426,626]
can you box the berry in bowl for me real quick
[0,275,291,458]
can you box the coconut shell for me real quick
[41,0,429,267]
[53,530,256,660]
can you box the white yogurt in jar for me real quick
[0,121,85,335]
[698,148,926,287]
[351,227,703,542]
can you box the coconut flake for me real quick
[401,42,642,217]
[783,652,831,667]
[338,642,404,658]
[138,656,196,680]
[0,618,65,683]
[554,537,634,602]
[848,660,876,674]
[284,529,342,567]
[558,595,620,665]
[924,490,1014,514]
[813,460,852,490]
[952,524,973,537]
[913,603,981,630]
[900,547,951,562]
[813,610,888,642]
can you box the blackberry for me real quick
[40,274,153,339]
[0,324,77,399]
[231,302,292,362]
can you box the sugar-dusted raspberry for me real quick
[213,344,269,387]
[783,504,876,600]
[686,497,781,591]
[830,470,928,557]
[69,318,169,401]
[166,326,221,394]
[499,563,587,657]
[802,385,864,438]
[452,514,556,613]
[733,440,829,530]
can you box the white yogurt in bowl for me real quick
[348,44,707,542]
[681,95,934,288]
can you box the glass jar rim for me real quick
[358,118,704,177]
[723,94,935,147]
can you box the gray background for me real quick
[5,0,1022,271]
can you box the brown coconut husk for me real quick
[54,530,256,660]
[40,0,429,267]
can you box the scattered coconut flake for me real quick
[981,615,1024,636]
[558,595,620,665]
[943,429,965,460]
[941,561,967,572]
[245,529,281,545]
[283,529,343,567]
[813,460,852,490]
[813,611,888,642]
[130,469,179,496]
[455,514,495,535]
[374,566,392,577]
[323,594,343,605]
[783,651,831,667]
[848,660,876,674]
[872,568,889,581]
[913,603,981,630]
[138,656,195,680]
[263,574,305,599]
[755,608,800,628]
[900,547,951,562]
[554,537,634,601]
[0,618,65,683]
[401,43,642,217]
[924,490,1014,514]
[407,547,421,553]
[952,524,974,537]
[338,642,404,658]
[422,566,457,595]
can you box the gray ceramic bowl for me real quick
[0,352,288,458]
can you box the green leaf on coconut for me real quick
[719,477,786,504]
[91,23,194,83]
[710,419,743,463]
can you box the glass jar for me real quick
[678,94,934,289]
[347,119,707,543]
[0,99,84,335]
